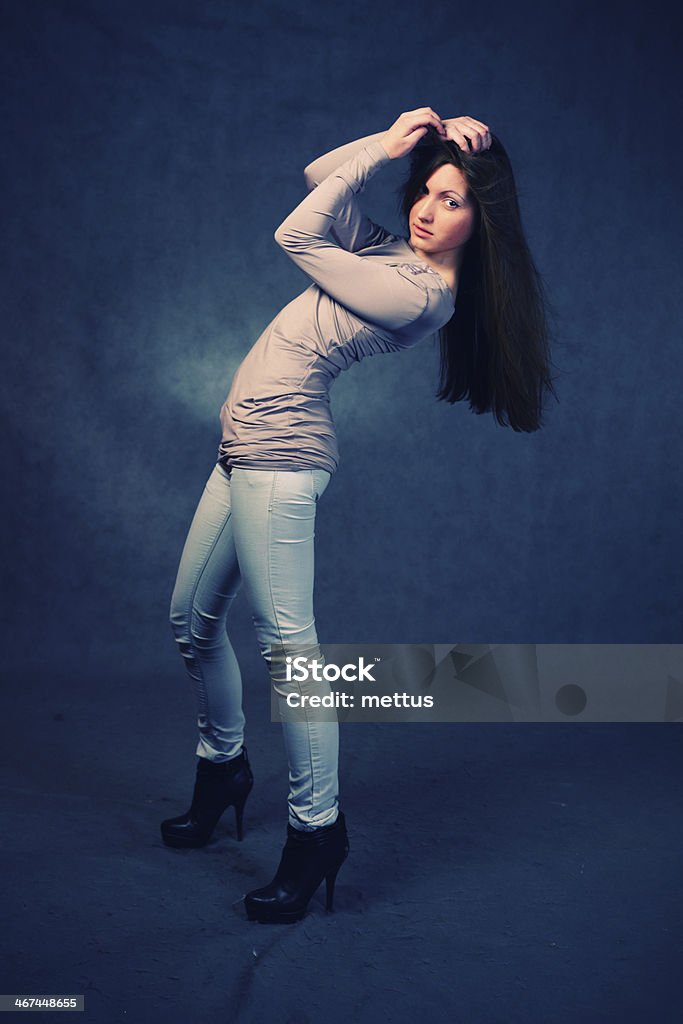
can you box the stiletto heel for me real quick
[244,811,349,924]
[325,862,342,912]
[161,746,254,848]
[234,793,248,843]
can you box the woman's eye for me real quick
[417,186,459,209]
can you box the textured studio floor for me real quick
[2,654,682,1024]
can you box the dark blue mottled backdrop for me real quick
[2,0,681,680]
[3,5,683,1023]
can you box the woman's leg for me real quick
[169,462,245,762]
[229,466,336,832]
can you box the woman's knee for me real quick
[169,589,190,642]
[170,592,232,652]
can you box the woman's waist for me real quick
[216,438,339,476]
[223,389,331,418]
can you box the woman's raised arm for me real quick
[303,130,389,189]
[276,136,454,333]
[275,139,436,333]
[274,110,456,333]
[303,130,393,254]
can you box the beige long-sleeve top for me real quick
[217,132,456,475]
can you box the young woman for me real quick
[160,108,557,925]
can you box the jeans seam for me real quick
[182,476,235,732]
[265,471,318,820]
[265,472,286,650]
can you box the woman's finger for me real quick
[445,127,470,152]
[421,111,447,136]
[463,125,487,151]
[405,108,446,136]
[445,115,492,150]
[459,115,490,133]
[444,117,491,150]
[453,121,491,152]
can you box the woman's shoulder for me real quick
[391,247,456,311]
[383,237,449,282]
[357,234,456,333]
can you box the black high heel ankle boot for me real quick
[160,747,254,848]
[244,811,349,924]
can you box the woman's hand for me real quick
[380,107,448,160]
[380,110,492,159]
[441,116,491,153]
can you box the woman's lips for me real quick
[413,224,432,236]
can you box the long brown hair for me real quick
[397,126,559,432]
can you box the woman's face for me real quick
[409,163,477,261]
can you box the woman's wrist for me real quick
[378,133,399,160]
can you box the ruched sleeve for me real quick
[274,139,431,333]
[303,131,394,254]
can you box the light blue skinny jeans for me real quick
[169,461,337,832]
